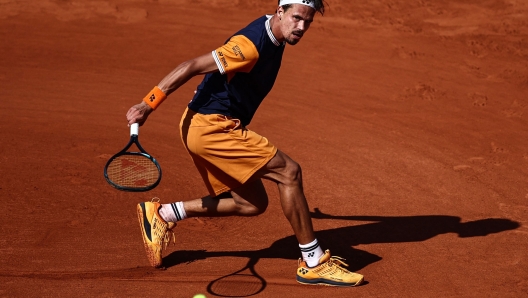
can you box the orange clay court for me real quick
[1,0,527,297]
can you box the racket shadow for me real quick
[206,256,266,297]
[164,250,271,297]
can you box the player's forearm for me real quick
[157,60,196,96]
[140,61,197,111]
[142,54,217,110]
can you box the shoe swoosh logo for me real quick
[141,203,152,241]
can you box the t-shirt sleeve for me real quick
[212,35,259,75]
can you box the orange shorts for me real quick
[179,108,277,197]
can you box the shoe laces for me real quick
[162,228,176,250]
[325,256,353,274]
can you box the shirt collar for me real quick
[265,15,283,46]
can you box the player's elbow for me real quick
[178,59,200,77]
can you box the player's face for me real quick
[278,4,316,45]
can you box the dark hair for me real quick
[279,0,326,15]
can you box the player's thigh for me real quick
[230,178,268,213]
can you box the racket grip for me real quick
[130,123,139,136]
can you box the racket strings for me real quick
[106,155,160,188]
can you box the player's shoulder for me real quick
[235,15,271,44]
[243,15,270,30]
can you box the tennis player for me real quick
[126,0,363,287]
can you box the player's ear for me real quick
[277,6,284,17]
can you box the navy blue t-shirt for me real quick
[188,15,285,126]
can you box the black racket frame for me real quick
[104,131,162,192]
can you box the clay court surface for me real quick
[1,0,527,297]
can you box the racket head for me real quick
[104,151,162,192]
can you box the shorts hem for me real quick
[210,146,278,197]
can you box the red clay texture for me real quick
[1,0,527,297]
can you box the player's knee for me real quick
[236,198,268,216]
[283,160,302,186]
[245,201,268,216]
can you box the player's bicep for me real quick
[188,52,220,75]
[212,35,259,75]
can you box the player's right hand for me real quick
[126,101,153,126]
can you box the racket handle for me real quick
[130,123,139,136]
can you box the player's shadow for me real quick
[163,209,520,296]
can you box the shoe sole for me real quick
[296,275,364,287]
[137,203,163,268]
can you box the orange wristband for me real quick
[142,86,167,110]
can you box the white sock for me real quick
[159,202,187,223]
[299,239,324,267]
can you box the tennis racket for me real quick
[104,123,162,191]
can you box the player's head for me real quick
[275,0,325,45]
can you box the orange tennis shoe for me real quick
[296,250,364,287]
[136,198,175,268]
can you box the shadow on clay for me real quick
[1,209,517,297]
[162,208,520,296]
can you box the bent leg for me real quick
[257,150,315,245]
[169,150,314,245]
[183,178,269,217]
